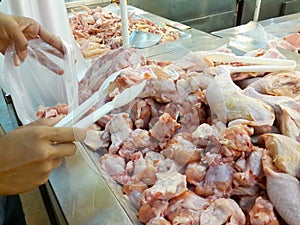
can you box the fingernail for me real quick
[55,115,65,120]
[18,50,27,61]
[73,127,87,142]
[14,53,21,66]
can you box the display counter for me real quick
[6,4,299,225]
[47,4,222,225]
[211,12,300,55]
[48,36,229,225]
[48,150,134,225]
[128,0,237,32]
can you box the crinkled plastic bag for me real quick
[3,38,78,125]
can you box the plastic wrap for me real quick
[263,19,300,39]
[213,19,300,57]
[213,21,269,53]
[78,143,142,225]
[3,38,78,125]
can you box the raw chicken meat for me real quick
[78,47,146,103]
[139,78,179,104]
[206,66,275,127]
[247,71,300,98]
[276,99,300,141]
[261,133,300,178]
[162,133,201,165]
[195,164,234,197]
[283,33,300,52]
[243,87,300,139]
[243,87,293,116]
[249,196,279,225]
[200,198,246,225]
[146,217,171,225]
[36,104,68,119]
[138,200,169,224]
[106,113,133,153]
[244,47,286,59]
[166,190,209,225]
[83,129,110,150]
[69,5,181,59]
[173,51,210,72]
[245,147,264,178]
[72,46,300,225]
[220,124,254,153]
[119,128,157,160]
[185,162,206,184]
[149,113,180,146]
[140,171,187,204]
[262,153,300,225]
[100,153,130,184]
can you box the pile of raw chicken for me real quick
[270,31,300,53]
[69,5,181,59]
[282,32,300,52]
[37,45,300,224]
[75,45,300,225]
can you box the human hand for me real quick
[0,117,86,195]
[0,12,65,73]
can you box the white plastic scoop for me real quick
[55,70,146,127]
[54,70,122,128]
[130,30,162,49]
[205,52,296,73]
[73,79,147,128]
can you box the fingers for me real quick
[52,142,77,158]
[52,158,63,169]
[9,15,65,66]
[48,127,87,143]
[20,125,86,144]
[37,39,64,59]
[28,47,64,75]
[38,27,64,54]
[5,21,28,64]
[7,25,28,54]
[28,115,65,127]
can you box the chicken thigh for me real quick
[247,71,300,98]
[261,133,300,179]
[206,66,275,127]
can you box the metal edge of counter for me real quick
[258,12,300,27]
[39,183,68,225]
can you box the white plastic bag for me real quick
[3,38,78,125]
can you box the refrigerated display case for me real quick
[3,1,299,224]
[212,12,300,55]
[128,0,238,32]
[44,2,223,225]
[240,0,300,24]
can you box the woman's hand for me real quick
[0,117,86,195]
[0,12,64,68]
